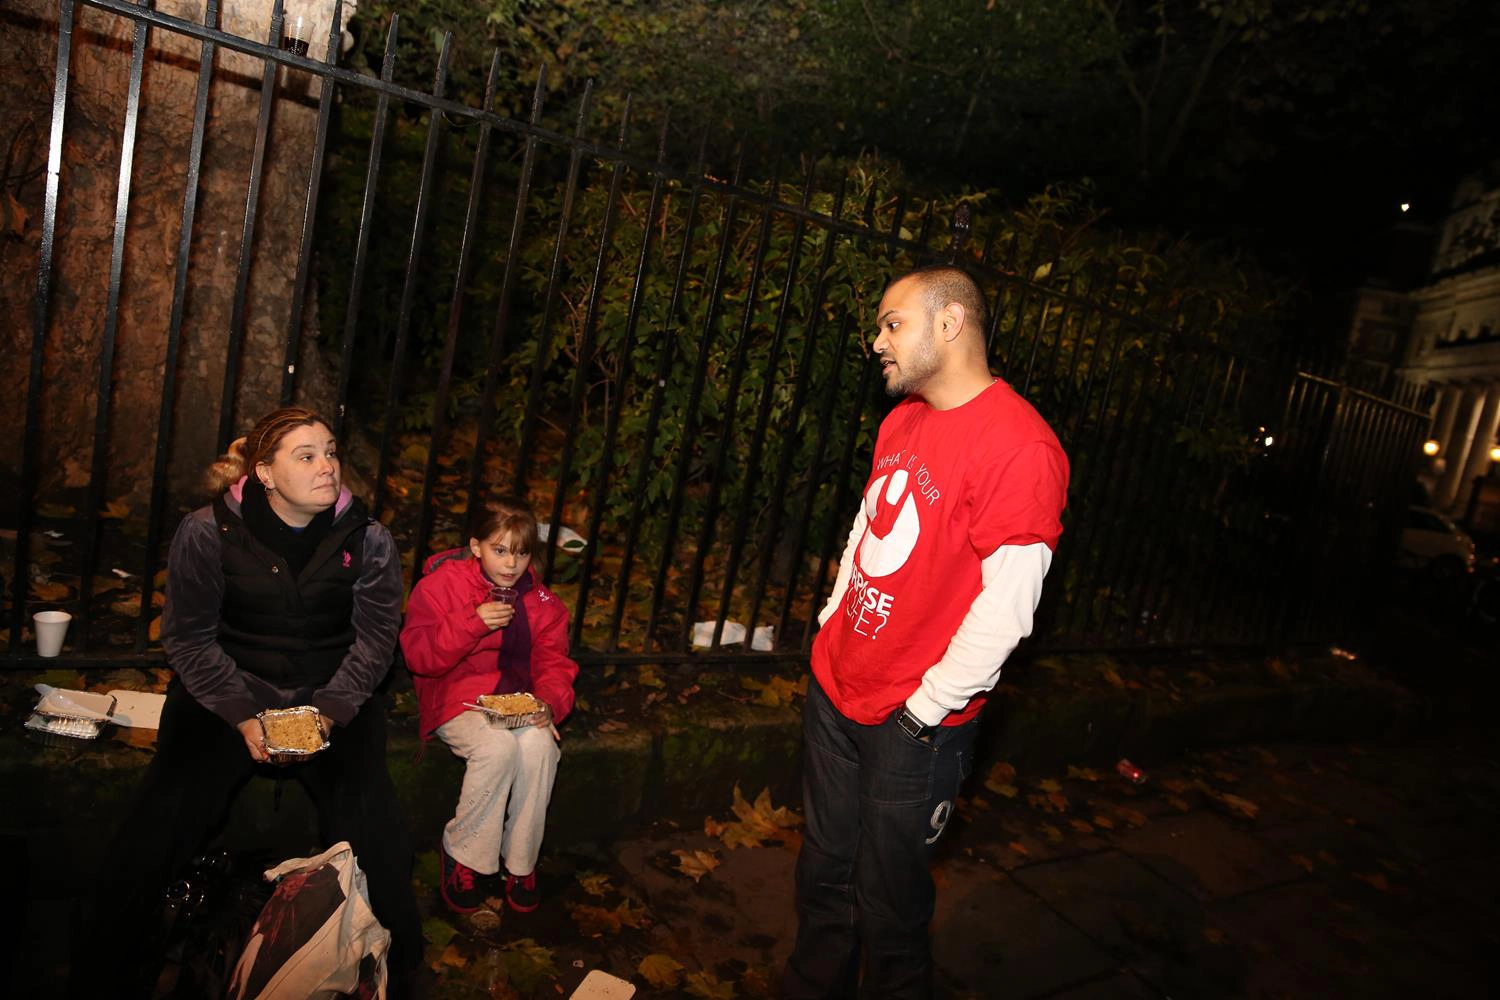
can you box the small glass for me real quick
[490,585,519,606]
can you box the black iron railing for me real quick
[4,0,1431,669]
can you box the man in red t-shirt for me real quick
[784,266,1069,999]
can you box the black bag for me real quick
[154,851,274,1000]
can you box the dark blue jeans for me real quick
[784,676,979,999]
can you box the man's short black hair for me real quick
[902,265,988,334]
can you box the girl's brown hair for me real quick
[468,495,539,555]
[205,407,332,494]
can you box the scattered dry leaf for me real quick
[638,953,685,989]
[684,970,736,1000]
[1354,872,1390,892]
[673,849,721,882]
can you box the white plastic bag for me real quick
[227,841,390,1000]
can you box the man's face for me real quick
[872,277,941,398]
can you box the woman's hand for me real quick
[238,718,270,762]
[476,601,516,630]
[320,714,335,740]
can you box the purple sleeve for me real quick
[161,512,260,727]
[312,523,402,726]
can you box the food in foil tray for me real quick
[477,692,544,717]
[259,707,327,755]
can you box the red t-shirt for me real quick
[811,378,1069,725]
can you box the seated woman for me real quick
[73,406,421,997]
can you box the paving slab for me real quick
[1011,850,1248,998]
[1040,971,1163,999]
[931,858,1117,998]
[1112,811,1303,901]
[613,830,798,981]
[1208,881,1476,999]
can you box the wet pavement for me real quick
[401,733,1498,998]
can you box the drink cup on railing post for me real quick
[280,15,312,99]
[282,15,311,57]
[33,610,72,658]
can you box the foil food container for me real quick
[25,690,116,746]
[463,694,550,730]
[257,705,330,764]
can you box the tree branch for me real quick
[1157,4,1235,170]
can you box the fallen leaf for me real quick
[1167,795,1191,812]
[440,943,467,968]
[1100,667,1126,688]
[1353,872,1389,892]
[1290,854,1315,873]
[1203,927,1229,945]
[423,916,458,949]
[1211,792,1260,820]
[638,664,666,689]
[30,580,71,601]
[1037,778,1062,793]
[1091,815,1115,829]
[1066,766,1102,782]
[984,762,1018,794]
[673,849,721,882]
[575,871,612,898]
[595,719,628,733]
[570,903,624,936]
[638,953,685,989]
[684,970,736,1000]
[1007,841,1030,857]
[1069,819,1095,834]
[36,502,76,519]
[498,938,556,992]
[1161,778,1191,794]
[101,499,131,520]
[989,783,1020,799]
[1040,823,1064,844]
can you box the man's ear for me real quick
[938,301,967,343]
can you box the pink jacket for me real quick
[400,550,578,739]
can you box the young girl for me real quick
[400,496,578,914]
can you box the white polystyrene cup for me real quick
[33,610,71,657]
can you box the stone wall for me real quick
[0,0,354,518]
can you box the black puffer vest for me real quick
[211,493,372,689]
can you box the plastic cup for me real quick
[33,610,72,658]
[490,586,519,606]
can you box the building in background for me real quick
[1349,166,1500,525]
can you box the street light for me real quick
[1490,443,1500,463]
[1423,439,1441,456]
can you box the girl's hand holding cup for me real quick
[476,585,519,630]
